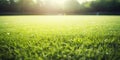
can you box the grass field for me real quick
[0,15,120,60]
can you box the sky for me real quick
[33,0,95,5]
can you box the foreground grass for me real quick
[0,15,120,60]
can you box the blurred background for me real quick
[0,0,120,15]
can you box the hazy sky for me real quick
[33,0,95,4]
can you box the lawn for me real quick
[0,15,120,60]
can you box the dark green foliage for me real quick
[0,0,9,11]
[90,0,120,12]
[17,0,38,12]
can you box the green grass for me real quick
[0,15,120,60]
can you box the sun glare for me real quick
[50,0,66,5]
[77,0,94,4]
[46,0,66,6]
[34,0,94,6]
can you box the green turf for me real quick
[0,15,120,60]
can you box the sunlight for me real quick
[36,0,94,6]
[77,0,94,4]
[47,0,67,6]
[51,0,66,4]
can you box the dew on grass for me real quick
[7,32,10,35]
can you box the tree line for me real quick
[0,0,120,14]
[0,0,42,13]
